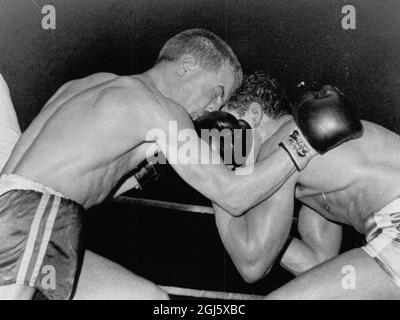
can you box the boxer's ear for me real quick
[177,54,197,76]
[248,102,263,127]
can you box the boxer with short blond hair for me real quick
[0,29,323,300]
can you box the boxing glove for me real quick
[194,111,252,168]
[134,111,253,189]
[280,85,363,170]
[133,154,168,190]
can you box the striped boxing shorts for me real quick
[362,197,400,288]
[0,174,84,299]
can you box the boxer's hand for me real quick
[280,85,363,170]
[194,111,252,168]
[133,154,168,190]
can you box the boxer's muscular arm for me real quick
[213,179,296,283]
[148,101,298,216]
[113,82,296,215]
[280,205,342,276]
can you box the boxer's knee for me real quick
[75,250,169,300]
[119,277,169,300]
[142,283,169,300]
[157,290,169,300]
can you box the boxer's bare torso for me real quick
[257,118,400,234]
[255,119,400,299]
[2,73,179,208]
[293,120,400,233]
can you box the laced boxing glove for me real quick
[133,153,168,190]
[280,85,363,170]
[194,111,253,168]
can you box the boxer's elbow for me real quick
[237,258,273,284]
[235,244,274,283]
[229,199,249,216]
[221,185,251,216]
[213,169,263,215]
[206,167,252,216]
[220,201,243,217]
[217,197,244,217]
[212,179,244,216]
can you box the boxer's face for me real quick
[177,60,237,119]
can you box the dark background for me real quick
[0,0,398,296]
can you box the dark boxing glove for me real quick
[133,153,168,190]
[194,111,252,168]
[280,85,363,170]
[236,119,253,166]
[133,112,252,188]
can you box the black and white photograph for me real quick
[0,0,399,306]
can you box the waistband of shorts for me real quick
[376,197,400,216]
[0,174,66,198]
[364,197,400,240]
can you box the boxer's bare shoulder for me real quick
[43,72,119,109]
[299,120,400,190]
[256,118,400,229]
[97,74,192,133]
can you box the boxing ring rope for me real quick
[112,196,214,215]
[112,196,264,299]
[160,285,263,300]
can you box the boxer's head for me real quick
[222,70,292,142]
[154,29,242,118]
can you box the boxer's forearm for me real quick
[225,148,297,215]
[156,132,245,214]
[153,112,298,215]
[283,206,342,275]
[220,119,300,214]
[214,207,268,282]
[213,203,287,283]
[156,126,296,215]
[214,205,251,261]
[157,139,297,216]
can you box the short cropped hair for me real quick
[156,28,242,89]
[224,70,292,120]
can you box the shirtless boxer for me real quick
[0,29,336,300]
[214,71,400,299]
